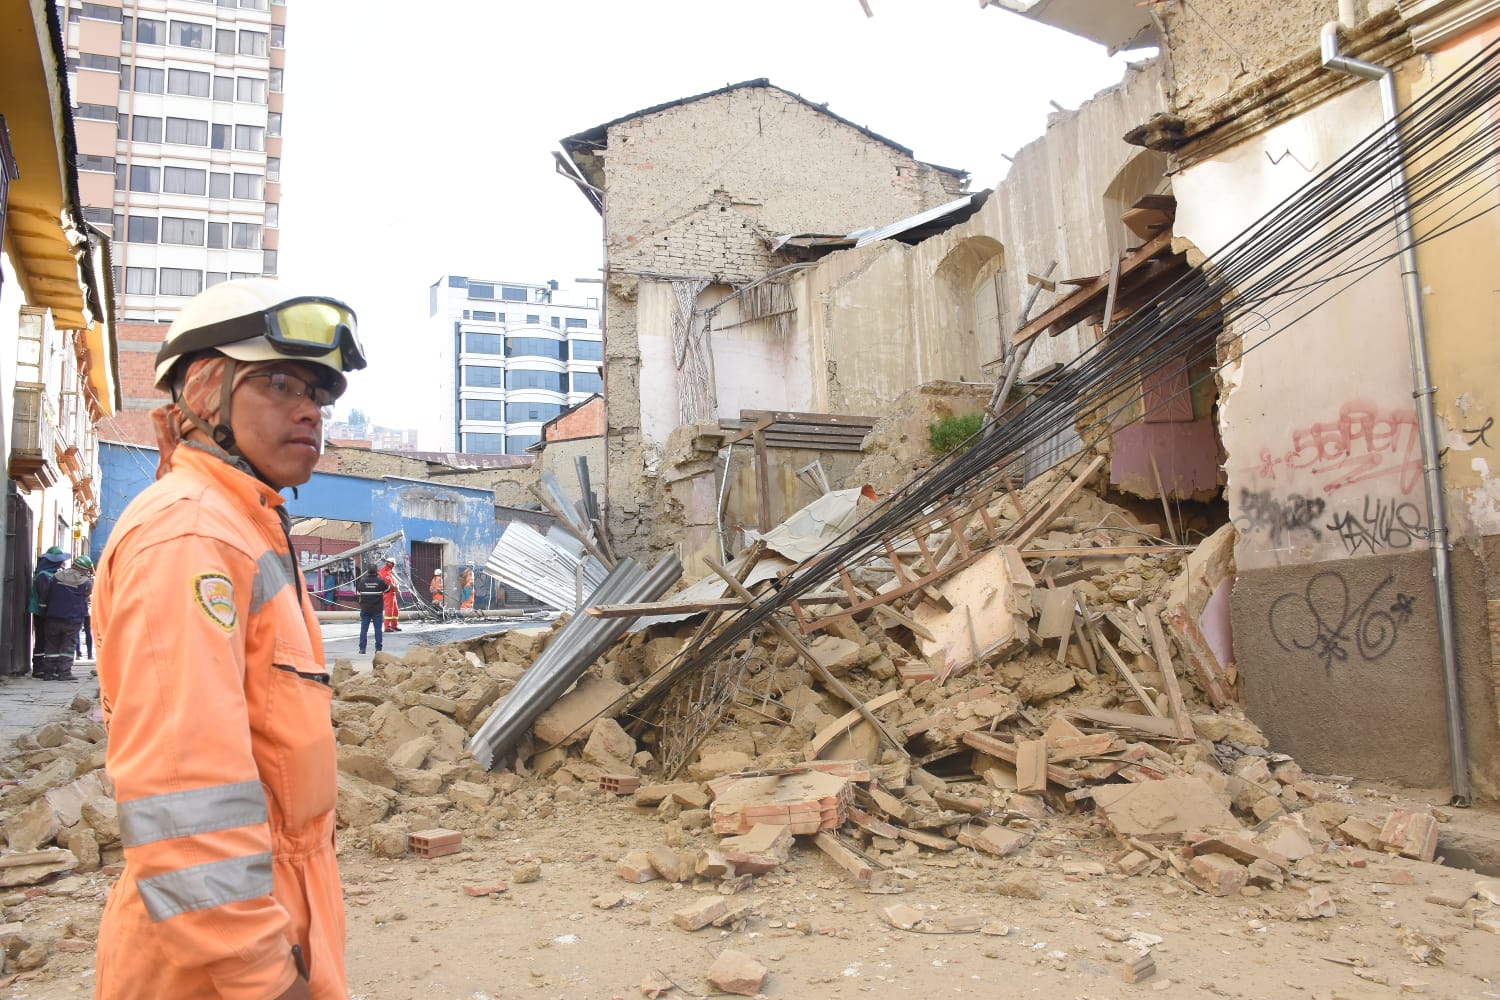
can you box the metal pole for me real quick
[1321,22,1470,806]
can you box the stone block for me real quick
[80,796,119,847]
[389,736,436,771]
[1187,854,1248,896]
[958,825,1027,857]
[4,798,59,852]
[454,679,501,727]
[707,949,767,996]
[446,780,494,811]
[532,676,627,747]
[582,717,636,772]
[672,895,728,931]
[1379,809,1439,863]
[615,851,659,883]
[337,747,397,789]
[335,773,394,829]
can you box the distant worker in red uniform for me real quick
[458,566,475,612]
[379,556,401,632]
[429,568,444,608]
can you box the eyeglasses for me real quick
[242,371,337,408]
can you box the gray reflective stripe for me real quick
[119,781,268,848]
[250,549,294,613]
[137,851,273,922]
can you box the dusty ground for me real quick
[7,777,1499,1000]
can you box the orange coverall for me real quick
[92,444,345,998]
[378,562,399,630]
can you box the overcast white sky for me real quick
[278,1,1139,448]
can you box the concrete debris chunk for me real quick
[672,895,729,931]
[1296,886,1338,920]
[707,948,768,996]
[1380,808,1440,863]
[1090,778,1240,844]
[1187,853,1248,896]
[959,824,1028,858]
[881,903,925,930]
[0,847,78,887]
[616,851,659,883]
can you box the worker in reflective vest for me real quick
[93,279,365,999]
[378,556,401,632]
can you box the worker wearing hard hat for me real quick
[429,567,445,608]
[92,279,362,999]
[378,556,401,632]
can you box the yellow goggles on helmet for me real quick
[158,295,366,373]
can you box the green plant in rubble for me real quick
[928,413,985,456]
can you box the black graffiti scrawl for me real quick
[1268,571,1416,672]
[1237,488,1325,545]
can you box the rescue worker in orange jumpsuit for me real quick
[458,566,475,612]
[378,556,401,632]
[93,279,365,1000]
[429,568,444,609]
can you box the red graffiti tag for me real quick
[1275,402,1422,494]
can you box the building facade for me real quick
[3,0,121,674]
[427,276,602,456]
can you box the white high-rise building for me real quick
[428,276,602,455]
[64,0,285,321]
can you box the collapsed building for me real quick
[552,3,1500,799]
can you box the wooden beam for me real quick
[1007,455,1106,550]
[754,423,771,533]
[1013,232,1175,346]
[1143,601,1195,740]
[805,690,904,761]
[1084,606,1166,719]
[1019,545,1192,558]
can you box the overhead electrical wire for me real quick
[622,34,1500,727]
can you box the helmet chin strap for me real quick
[174,356,282,491]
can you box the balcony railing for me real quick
[9,383,57,491]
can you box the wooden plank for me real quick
[962,731,1080,789]
[753,423,771,533]
[1015,739,1048,794]
[797,549,985,636]
[1164,605,1232,709]
[1143,602,1195,740]
[1064,706,1185,739]
[705,558,909,758]
[1008,455,1107,550]
[1035,585,1076,639]
[813,832,875,883]
[805,690,905,761]
[586,597,748,618]
[738,409,880,428]
[847,806,902,840]
[897,826,958,851]
[1089,618,1166,719]
[1018,545,1193,558]
[1013,232,1175,345]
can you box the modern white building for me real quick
[63,0,285,321]
[427,276,603,455]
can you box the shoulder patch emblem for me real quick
[193,572,237,632]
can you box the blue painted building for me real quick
[96,442,507,606]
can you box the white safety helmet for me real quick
[154,278,364,397]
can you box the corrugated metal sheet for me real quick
[483,521,607,612]
[852,193,981,249]
[469,555,682,770]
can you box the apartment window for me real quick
[206,272,228,288]
[231,222,261,249]
[240,0,270,9]
[268,68,283,93]
[161,217,206,245]
[472,310,496,322]
[132,116,163,143]
[269,24,285,48]
[208,222,228,249]
[167,68,211,98]
[129,165,160,193]
[162,165,207,195]
[525,314,540,325]
[265,157,280,182]
[265,203,278,228]
[80,2,122,21]
[463,366,503,389]
[465,400,502,421]
[78,53,120,72]
[236,77,266,103]
[507,337,566,361]
[464,433,504,454]
[160,268,204,296]
[549,316,561,329]
[77,153,115,173]
[234,125,264,151]
[266,112,281,137]
[448,276,468,288]
[126,216,158,243]
[571,372,603,394]
[210,172,231,198]
[117,114,128,140]
[468,282,496,299]
[121,14,131,38]
[230,271,257,280]
[124,267,155,295]
[169,20,212,49]
[505,370,566,392]
[565,317,589,329]
[261,250,277,275]
[83,207,113,226]
[464,332,502,355]
[212,75,234,101]
[211,124,230,150]
[133,65,165,93]
[114,163,125,190]
[136,18,165,44]
[165,117,210,146]
[113,213,123,234]
[214,30,236,55]
[571,340,603,362]
[232,172,262,199]
[499,286,526,302]
[505,435,540,456]
[507,402,563,423]
[238,30,267,56]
